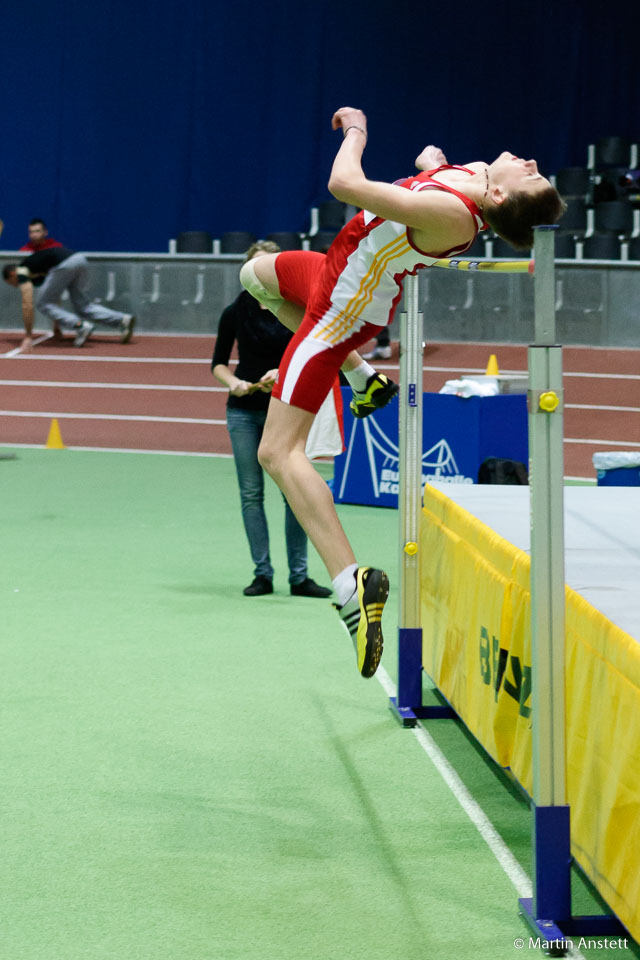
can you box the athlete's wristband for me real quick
[343,125,367,139]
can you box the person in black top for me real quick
[212,241,333,598]
[2,248,135,352]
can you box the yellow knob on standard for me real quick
[539,391,560,412]
[404,541,418,556]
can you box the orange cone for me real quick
[45,418,66,449]
[485,354,500,376]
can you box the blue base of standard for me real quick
[517,805,628,956]
[390,627,456,726]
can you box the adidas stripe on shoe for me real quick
[350,373,398,419]
[335,567,389,678]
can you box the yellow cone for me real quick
[46,418,66,449]
[485,354,500,376]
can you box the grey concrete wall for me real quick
[1,253,639,347]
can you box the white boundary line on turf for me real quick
[0,442,596,480]
[374,667,532,896]
[375,666,587,960]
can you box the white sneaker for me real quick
[74,321,95,347]
[363,345,392,360]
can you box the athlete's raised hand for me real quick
[331,107,367,139]
[415,145,448,170]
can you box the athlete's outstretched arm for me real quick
[328,107,472,250]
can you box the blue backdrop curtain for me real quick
[1,0,635,252]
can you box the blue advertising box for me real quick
[596,467,640,487]
[333,388,528,507]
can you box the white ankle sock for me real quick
[332,563,359,606]
[343,361,375,394]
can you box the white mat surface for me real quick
[427,483,640,640]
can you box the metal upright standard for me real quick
[518,228,626,952]
[389,240,627,952]
[389,273,454,725]
[389,275,426,724]
[389,263,530,726]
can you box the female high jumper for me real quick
[240,106,565,679]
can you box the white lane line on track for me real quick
[0,411,226,425]
[566,403,640,413]
[1,381,637,411]
[2,332,53,358]
[4,353,640,381]
[379,364,640,381]
[564,437,640,447]
[0,441,232,457]
[7,354,210,364]
[374,666,587,960]
[564,371,640,381]
[2,411,634,448]
[0,379,223,392]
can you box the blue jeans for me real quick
[227,407,308,584]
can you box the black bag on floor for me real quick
[478,457,529,485]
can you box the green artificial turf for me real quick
[1,448,635,960]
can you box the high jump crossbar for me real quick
[429,257,534,274]
[391,234,627,952]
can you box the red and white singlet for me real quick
[273,166,486,411]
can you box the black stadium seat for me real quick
[219,231,257,254]
[265,232,302,250]
[582,234,621,260]
[176,231,212,253]
[308,230,339,252]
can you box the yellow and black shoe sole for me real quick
[355,567,389,678]
[350,375,399,419]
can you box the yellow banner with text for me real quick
[420,484,640,944]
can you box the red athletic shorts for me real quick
[272,251,382,414]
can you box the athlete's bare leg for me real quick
[251,255,389,678]
[257,396,356,577]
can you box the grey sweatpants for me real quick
[36,253,126,331]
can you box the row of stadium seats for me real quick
[171,137,640,261]
[170,200,349,255]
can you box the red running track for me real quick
[1,329,639,479]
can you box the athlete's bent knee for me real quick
[257,437,277,474]
[239,259,284,316]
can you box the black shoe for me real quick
[290,577,332,598]
[243,575,273,596]
[350,373,398,419]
